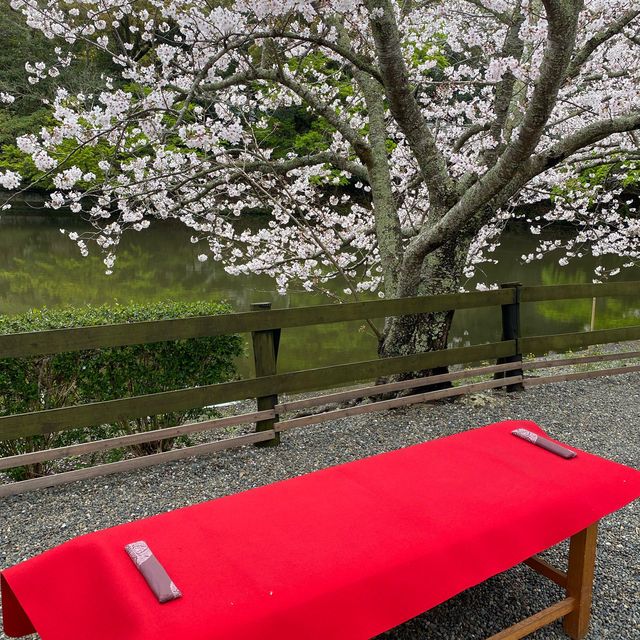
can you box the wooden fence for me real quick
[1,281,639,496]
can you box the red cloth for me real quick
[2,420,640,640]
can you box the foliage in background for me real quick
[0,137,114,191]
[0,5,133,186]
[0,300,244,480]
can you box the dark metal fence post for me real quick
[497,282,524,391]
[250,302,281,446]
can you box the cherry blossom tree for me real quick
[2,0,640,365]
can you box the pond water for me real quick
[1,201,640,376]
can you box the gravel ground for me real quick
[1,372,639,639]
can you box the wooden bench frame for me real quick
[487,522,598,640]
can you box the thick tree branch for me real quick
[485,2,525,166]
[358,74,403,295]
[396,0,583,296]
[465,111,640,231]
[529,110,640,175]
[325,13,404,297]
[566,8,640,78]
[497,0,582,165]
[419,110,640,284]
[365,0,456,214]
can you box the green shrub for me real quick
[0,301,244,480]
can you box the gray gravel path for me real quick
[1,373,639,639]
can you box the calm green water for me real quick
[2,203,640,375]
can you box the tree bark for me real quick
[377,236,473,387]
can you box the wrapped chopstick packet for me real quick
[511,428,577,459]
[124,541,182,603]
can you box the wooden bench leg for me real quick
[563,522,598,639]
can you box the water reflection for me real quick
[2,206,640,376]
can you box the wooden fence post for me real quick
[250,302,281,446]
[497,282,524,391]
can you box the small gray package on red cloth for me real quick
[511,428,577,459]
[124,541,182,603]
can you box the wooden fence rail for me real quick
[521,325,640,354]
[2,280,638,359]
[0,340,516,440]
[1,280,639,496]
[0,289,513,358]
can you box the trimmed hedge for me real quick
[0,301,244,480]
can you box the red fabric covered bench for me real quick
[2,420,640,640]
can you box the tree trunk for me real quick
[377,237,472,389]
